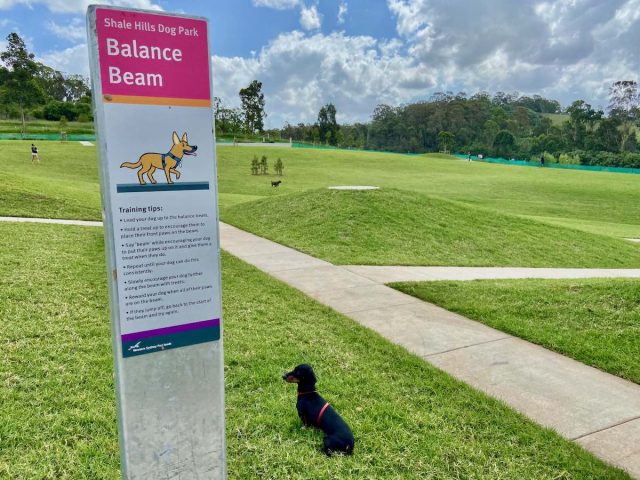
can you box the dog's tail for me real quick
[120,158,142,169]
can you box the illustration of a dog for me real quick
[120,131,197,185]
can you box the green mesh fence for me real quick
[454,154,640,175]
[0,133,96,141]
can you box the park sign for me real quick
[86,5,225,478]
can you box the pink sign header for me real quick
[96,8,210,101]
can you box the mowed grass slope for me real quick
[391,278,640,385]
[217,145,640,237]
[0,140,100,220]
[221,188,640,267]
[0,221,630,479]
[1,140,639,238]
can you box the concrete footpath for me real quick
[219,222,640,478]
[0,216,102,227]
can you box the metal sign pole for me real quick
[86,6,225,478]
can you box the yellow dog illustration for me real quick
[120,131,198,185]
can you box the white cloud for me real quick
[300,4,321,30]
[252,0,299,9]
[0,0,162,13]
[38,43,89,76]
[337,1,347,24]
[387,0,640,109]
[212,31,434,127]
[46,17,86,42]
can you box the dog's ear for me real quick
[172,131,180,145]
[181,132,188,143]
[297,364,316,384]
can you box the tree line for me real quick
[283,87,639,168]
[214,76,640,168]
[352,84,640,168]
[0,33,92,131]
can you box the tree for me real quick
[239,80,266,134]
[213,96,243,135]
[317,103,339,145]
[0,33,44,133]
[608,80,639,116]
[259,155,268,174]
[608,81,639,152]
[62,74,90,102]
[274,157,284,176]
[564,100,602,149]
[512,106,531,136]
[36,65,66,101]
[437,131,454,153]
[493,130,516,158]
[250,155,259,175]
[533,116,553,136]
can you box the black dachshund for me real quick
[282,364,354,456]
[271,180,282,187]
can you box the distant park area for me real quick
[4,140,640,239]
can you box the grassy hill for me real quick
[221,188,640,267]
[217,145,640,237]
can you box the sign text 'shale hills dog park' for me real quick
[87,6,225,479]
[96,7,210,104]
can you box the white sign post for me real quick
[86,6,225,478]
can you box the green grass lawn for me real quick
[391,278,640,385]
[0,221,631,479]
[222,188,640,267]
[0,140,101,220]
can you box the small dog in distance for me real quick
[271,180,282,187]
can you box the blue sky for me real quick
[205,0,398,57]
[1,1,639,127]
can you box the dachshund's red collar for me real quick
[297,391,316,396]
